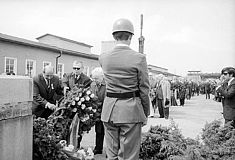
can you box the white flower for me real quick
[75,97,79,101]
[86,90,91,95]
[90,93,95,98]
[85,96,90,101]
[71,101,76,106]
[81,104,86,109]
[77,101,82,106]
[68,144,74,151]
[64,145,74,151]
[72,108,77,112]
[77,149,86,156]
[80,97,85,102]
[59,140,67,147]
[87,147,94,156]
[92,109,97,112]
[88,107,92,110]
[79,92,82,97]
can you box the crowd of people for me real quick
[31,18,235,160]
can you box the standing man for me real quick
[216,67,235,128]
[90,67,106,155]
[161,76,171,119]
[62,60,92,149]
[99,18,150,160]
[32,65,63,119]
[62,60,92,94]
[155,74,164,118]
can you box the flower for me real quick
[54,85,99,138]
[81,104,86,109]
[80,97,85,102]
[87,107,92,110]
[90,93,95,98]
[85,96,90,101]
[71,101,76,106]
[86,90,91,95]
[72,108,77,112]
[75,97,79,101]
[77,101,82,106]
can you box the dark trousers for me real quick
[94,121,105,151]
[180,98,185,106]
[157,99,164,118]
[164,107,169,119]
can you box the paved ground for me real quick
[81,94,223,159]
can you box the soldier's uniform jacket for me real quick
[99,45,150,123]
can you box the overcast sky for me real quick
[0,0,234,76]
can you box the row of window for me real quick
[4,57,92,78]
[4,57,64,78]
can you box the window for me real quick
[25,59,36,77]
[43,61,52,69]
[57,63,64,79]
[5,57,17,75]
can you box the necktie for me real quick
[47,79,51,88]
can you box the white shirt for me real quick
[116,43,129,47]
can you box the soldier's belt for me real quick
[106,91,140,99]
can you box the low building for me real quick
[148,64,180,78]
[186,71,202,82]
[0,33,99,78]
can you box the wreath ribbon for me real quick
[69,113,80,149]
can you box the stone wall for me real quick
[0,75,33,160]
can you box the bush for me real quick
[140,120,235,160]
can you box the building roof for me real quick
[148,64,168,70]
[36,33,93,48]
[0,33,98,60]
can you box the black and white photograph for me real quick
[0,0,234,160]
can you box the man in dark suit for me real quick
[62,61,92,95]
[216,67,235,128]
[90,67,106,155]
[99,18,150,160]
[62,60,92,149]
[155,74,164,118]
[32,65,63,119]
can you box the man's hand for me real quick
[46,102,56,110]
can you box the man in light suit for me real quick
[32,65,63,119]
[99,18,150,160]
[161,76,171,119]
[216,67,235,128]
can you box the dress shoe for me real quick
[93,149,102,155]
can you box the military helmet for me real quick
[112,18,134,35]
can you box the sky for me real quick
[0,0,234,76]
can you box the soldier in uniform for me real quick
[99,18,150,160]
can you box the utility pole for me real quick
[139,14,145,54]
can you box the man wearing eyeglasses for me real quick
[62,60,92,149]
[32,65,63,118]
[216,67,235,127]
[62,61,92,95]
